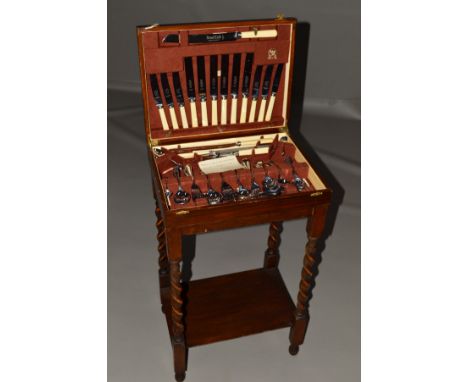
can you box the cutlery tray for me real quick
[154,132,325,210]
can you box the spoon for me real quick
[260,162,282,196]
[269,160,288,184]
[220,173,236,201]
[234,169,250,200]
[185,164,204,201]
[205,175,223,205]
[173,166,191,204]
[243,159,261,197]
[284,156,305,191]
[262,175,282,196]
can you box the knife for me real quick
[240,53,254,124]
[210,55,218,126]
[220,54,229,125]
[248,65,262,123]
[265,64,284,121]
[184,57,198,127]
[172,72,189,129]
[160,73,179,129]
[197,56,209,126]
[230,53,241,124]
[257,65,274,122]
[163,29,278,44]
[149,74,169,131]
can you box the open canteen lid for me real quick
[137,17,296,146]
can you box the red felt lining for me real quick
[157,141,314,210]
[140,22,292,142]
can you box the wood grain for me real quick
[162,268,295,347]
[137,17,333,382]
[264,221,283,268]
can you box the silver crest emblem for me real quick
[267,48,277,60]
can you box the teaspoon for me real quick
[173,166,191,204]
[269,160,288,184]
[185,164,204,201]
[284,156,305,191]
[205,175,223,205]
[244,159,261,197]
[220,173,236,201]
[260,162,282,196]
[234,169,250,200]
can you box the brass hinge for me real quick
[149,137,159,148]
[175,210,190,215]
[310,191,323,197]
[280,125,289,134]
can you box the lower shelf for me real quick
[161,267,296,347]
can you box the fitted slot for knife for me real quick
[146,61,286,134]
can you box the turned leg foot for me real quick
[288,344,299,356]
[289,206,328,352]
[175,372,186,382]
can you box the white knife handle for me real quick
[169,107,179,129]
[240,97,248,123]
[201,101,208,127]
[241,30,278,39]
[158,108,169,131]
[257,99,266,122]
[179,106,189,128]
[190,102,198,127]
[265,94,276,121]
[221,98,227,125]
[211,99,218,126]
[248,99,257,123]
[230,98,238,124]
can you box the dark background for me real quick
[108,1,360,381]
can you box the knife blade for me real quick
[240,53,254,123]
[210,55,218,126]
[248,65,262,123]
[163,29,278,44]
[230,53,241,124]
[197,56,208,126]
[173,72,189,128]
[184,57,198,127]
[257,65,274,122]
[220,54,229,125]
[160,73,179,129]
[149,74,169,131]
[265,63,284,121]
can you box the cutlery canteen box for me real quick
[136,16,333,382]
